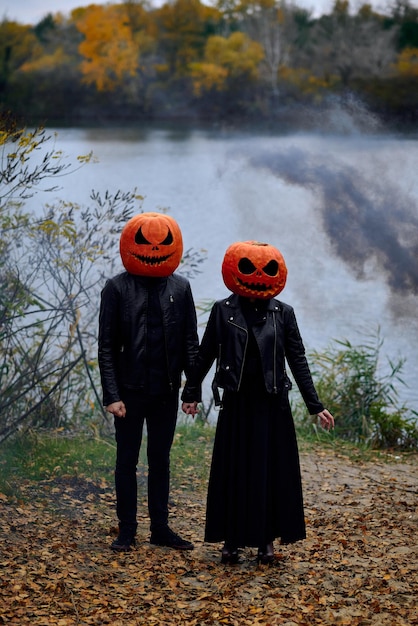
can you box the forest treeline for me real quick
[1,0,418,126]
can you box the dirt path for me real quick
[1,450,417,625]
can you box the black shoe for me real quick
[150,527,194,551]
[111,529,136,552]
[257,542,274,565]
[221,543,239,564]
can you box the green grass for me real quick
[294,421,417,463]
[2,419,415,503]
[0,429,116,496]
[0,420,216,499]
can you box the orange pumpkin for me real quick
[222,240,287,299]
[120,212,183,277]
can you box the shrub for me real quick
[297,330,418,450]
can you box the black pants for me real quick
[114,389,179,533]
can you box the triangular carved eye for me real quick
[238,258,257,275]
[263,260,279,276]
[160,230,173,245]
[134,227,174,245]
[135,226,151,245]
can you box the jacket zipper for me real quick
[163,292,174,392]
[272,309,278,393]
[228,320,248,392]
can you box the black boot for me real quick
[111,523,137,552]
[257,542,274,564]
[150,526,194,550]
[221,542,239,564]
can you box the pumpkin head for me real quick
[120,212,183,277]
[222,240,287,299]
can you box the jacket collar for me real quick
[130,274,168,289]
[223,293,279,312]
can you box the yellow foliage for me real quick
[189,62,228,95]
[358,4,375,19]
[0,20,42,70]
[279,66,338,94]
[76,4,139,91]
[333,0,349,15]
[208,32,263,75]
[155,0,221,73]
[76,152,95,164]
[240,0,274,9]
[154,63,170,77]
[190,32,263,94]
[20,48,71,73]
[157,0,220,37]
[396,47,418,77]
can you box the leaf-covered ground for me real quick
[1,449,417,625]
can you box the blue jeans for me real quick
[114,389,179,533]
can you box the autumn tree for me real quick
[385,0,418,51]
[0,20,42,101]
[154,0,222,75]
[229,0,301,101]
[76,4,139,91]
[298,0,399,88]
[190,31,264,114]
[385,48,418,117]
[396,45,418,75]
[0,13,87,121]
[19,15,81,87]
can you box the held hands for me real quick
[182,401,199,418]
[316,409,335,431]
[106,401,127,418]
[107,400,199,419]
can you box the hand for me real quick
[317,409,334,430]
[182,401,199,417]
[106,401,126,418]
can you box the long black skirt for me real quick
[204,386,306,547]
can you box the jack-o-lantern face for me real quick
[222,240,287,299]
[120,212,183,277]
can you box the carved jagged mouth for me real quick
[131,252,173,265]
[237,278,268,292]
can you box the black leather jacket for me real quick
[98,271,199,406]
[182,293,324,415]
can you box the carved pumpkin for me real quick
[120,212,183,277]
[222,240,287,299]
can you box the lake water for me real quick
[29,124,418,412]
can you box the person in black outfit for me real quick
[182,240,334,564]
[99,212,199,552]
